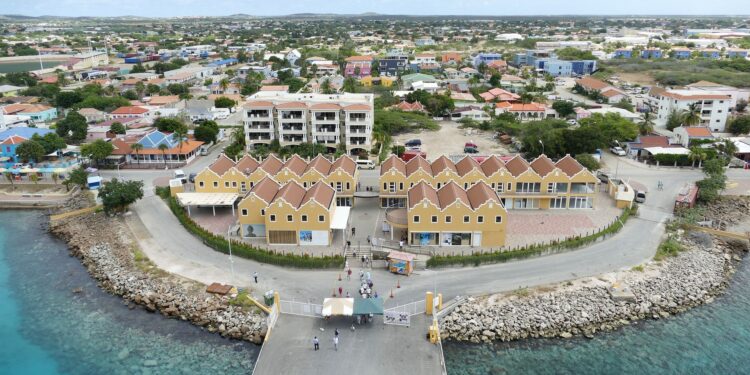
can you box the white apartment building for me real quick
[243,92,374,154]
[649,87,732,132]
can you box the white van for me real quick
[356,160,376,169]
[174,169,187,183]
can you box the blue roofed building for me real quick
[671,48,692,59]
[0,127,54,141]
[473,53,503,68]
[640,48,663,59]
[701,49,721,59]
[207,58,239,68]
[614,49,633,59]
[727,49,749,59]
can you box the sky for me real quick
[7,0,750,17]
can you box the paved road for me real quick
[119,144,750,304]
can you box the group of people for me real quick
[313,328,340,352]
[358,269,376,299]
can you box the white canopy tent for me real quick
[176,192,240,216]
[330,206,351,248]
[322,298,354,317]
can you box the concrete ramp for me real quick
[252,314,443,375]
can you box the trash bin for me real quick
[263,290,274,306]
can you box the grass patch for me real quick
[512,287,530,298]
[132,245,168,277]
[427,207,633,268]
[155,187,344,269]
[654,238,684,261]
[228,290,262,313]
[631,265,645,272]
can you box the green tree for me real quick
[122,90,138,100]
[214,96,237,108]
[109,122,126,134]
[574,154,601,171]
[342,77,357,93]
[15,140,45,163]
[55,91,83,108]
[98,178,144,215]
[147,83,161,95]
[56,111,88,142]
[612,99,634,112]
[552,100,575,117]
[681,102,702,127]
[64,166,89,190]
[81,139,114,166]
[665,109,682,131]
[130,143,143,165]
[158,143,169,166]
[736,98,748,113]
[3,172,14,190]
[218,78,230,93]
[153,118,188,133]
[194,120,220,144]
[638,111,655,136]
[688,146,707,168]
[728,115,750,135]
[130,63,147,73]
[31,133,66,154]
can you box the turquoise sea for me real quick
[0,211,259,375]
[443,257,750,374]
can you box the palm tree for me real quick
[638,112,655,135]
[158,143,169,167]
[718,139,738,158]
[688,146,707,168]
[173,130,186,162]
[130,143,144,165]
[681,102,702,127]
[51,172,59,185]
[219,78,230,94]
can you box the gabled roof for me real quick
[437,181,470,207]
[258,155,284,175]
[529,155,556,177]
[209,154,236,176]
[236,154,260,175]
[300,181,335,208]
[455,156,481,177]
[575,76,610,91]
[555,155,585,177]
[331,155,357,176]
[0,135,27,145]
[406,156,432,176]
[306,154,333,175]
[380,155,406,176]
[138,130,179,149]
[466,182,502,208]
[274,180,307,208]
[408,181,439,209]
[479,155,506,176]
[504,155,531,177]
[683,126,714,137]
[282,154,308,176]
[431,155,457,175]
[247,177,280,204]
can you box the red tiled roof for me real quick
[111,106,147,115]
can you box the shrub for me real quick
[655,238,684,261]
[156,189,344,269]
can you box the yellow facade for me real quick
[360,75,395,87]
[407,200,507,247]
[264,200,335,245]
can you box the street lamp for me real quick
[538,140,544,156]
[227,224,235,282]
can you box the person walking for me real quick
[345,259,349,269]
[351,227,356,236]
[313,336,319,351]
[253,272,258,283]
[338,286,343,297]
[366,235,371,244]
[333,336,339,351]
[347,268,352,280]
[335,328,339,337]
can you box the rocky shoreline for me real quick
[49,209,267,344]
[441,231,749,343]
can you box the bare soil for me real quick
[391,120,511,160]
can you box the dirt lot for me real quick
[392,120,511,160]
[615,72,656,87]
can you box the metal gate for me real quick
[279,300,323,318]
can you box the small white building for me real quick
[649,87,732,132]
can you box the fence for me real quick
[279,299,323,318]
[384,299,426,316]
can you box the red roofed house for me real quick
[392,101,426,113]
[109,106,149,120]
[673,126,715,147]
[494,101,548,121]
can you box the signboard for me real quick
[384,311,410,326]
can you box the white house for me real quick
[649,87,732,132]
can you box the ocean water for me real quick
[0,211,260,375]
[443,258,750,375]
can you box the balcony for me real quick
[247,111,271,118]
[281,112,304,120]
[348,127,368,134]
[281,125,305,132]
[315,136,338,144]
[314,114,337,121]
[348,116,368,123]
[248,135,272,141]
[282,135,305,143]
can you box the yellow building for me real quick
[195,153,358,206]
[237,177,338,245]
[401,181,507,247]
[379,154,598,210]
[359,75,396,87]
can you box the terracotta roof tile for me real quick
[258,155,284,175]
[406,156,432,176]
[437,181,469,207]
[248,177,280,203]
[283,154,308,176]
[504,155,530,177]
[309,103,341,111]
[273,180,306,207]
[301,181,335,208]
[305,154,333,175]
[455,156,481,176]
[466,182,502,208]
[209,154,236,175]
[408,181,439,209]
[236,155,260,175]
[555,155,584,177]
[331,155,357,175]
[380,155,406,176]
[480,155,506,176]
[529,155,556,177]
[430,155,457,175]
[275,101,308,110]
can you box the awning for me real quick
[330,206,350,230]
[643,146,690,156]
[176,192,239,207]
[322,298,354,317]
[353,297,384,315]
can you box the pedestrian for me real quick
[366,271,371,281]
[399,240,404,250]
[373,291,378,298]
[253,272,258,283]
[313,336,319,351]
[333,336,339,351]
[345,260,349,269]
[361,255,365,264]
[338,286,343,297]
[346,291,350,298]
[335,328,339,337]
[352,250,357,259]
[347,268,352,280]
[367,235,371,244]
[351,227,356,236]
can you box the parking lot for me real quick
[391,120,511,160]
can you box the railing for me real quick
[385,299,425,316]
[279,299,323,318]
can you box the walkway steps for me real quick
[49,205,102,221]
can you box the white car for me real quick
[610,146,626,156]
